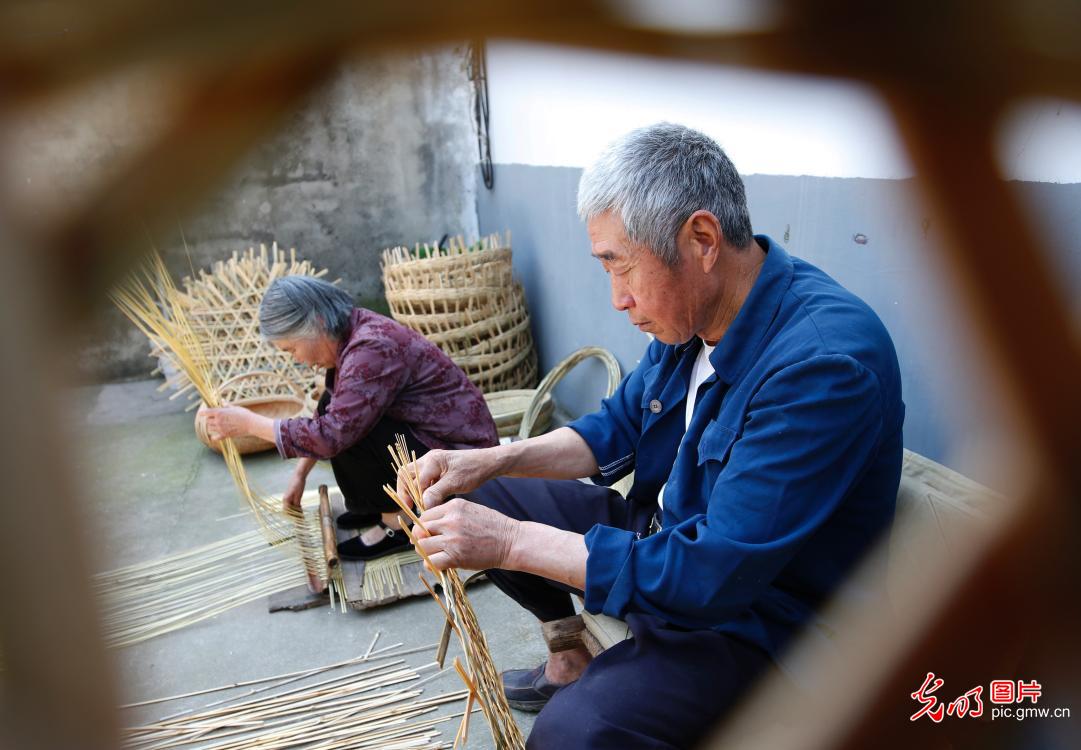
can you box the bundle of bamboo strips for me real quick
[383,435,526,750]
[110,251,344,603]
[94,530,309,649]
[122,638,473,750]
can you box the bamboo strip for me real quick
[382,435,526,750]
[122,645,470,750]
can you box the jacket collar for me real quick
[699,235,793,385]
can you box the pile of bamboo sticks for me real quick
[95,530,310,649]
[383,435,526,750]
[122,638,472,750]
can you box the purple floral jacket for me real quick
[274,308,498,459]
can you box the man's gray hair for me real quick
[577,123,753,265]
[259,276,355,341]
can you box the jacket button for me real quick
[649,399,662,413]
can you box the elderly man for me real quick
[403,123,904,749]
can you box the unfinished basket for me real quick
[156,243,326,404]
[381,233,538,393]
[194,371,307,454]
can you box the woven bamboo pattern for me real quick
[382,233,538,393]
[484,389,554,439]
[158,243,326,405]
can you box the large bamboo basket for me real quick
[194,371,307,454]
[157,243,326,404]
[381,233,538,392]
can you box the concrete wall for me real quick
[58,46,481,380]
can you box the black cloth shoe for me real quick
[337,524,410,561]
[502,663,564,712]
[336,511,380,530]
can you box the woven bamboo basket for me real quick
[194,371,307,454]
[483,347,621,440]
[484,389,554,438]
[157,243,326,404]
[381,233,538,392]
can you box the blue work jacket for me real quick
[568,236,904,667]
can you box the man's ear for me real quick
[681,210,723,272]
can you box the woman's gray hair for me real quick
[577,123,753,265]
[259,276,355,341]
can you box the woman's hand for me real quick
[398,448,504,510]
[412,498,520,571]
[282,472,306,513]
[203,405,256,441]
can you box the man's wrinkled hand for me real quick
[397,448,500,511]
[411,498,520,572]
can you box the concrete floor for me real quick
[73,378,548,748]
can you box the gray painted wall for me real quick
[69,47,480,380]
[477,164,1081,479]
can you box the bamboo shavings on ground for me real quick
[121,641,473,750]
[94,530,309,649]
[383,435,526,750]
[110,250,344,603]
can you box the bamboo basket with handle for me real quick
[518,347,622,440]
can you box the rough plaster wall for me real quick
[39,47,480,381]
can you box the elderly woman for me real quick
[204,276,498,560]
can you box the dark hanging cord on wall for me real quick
[468,40,494,190]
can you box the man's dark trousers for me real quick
[464,477,775,750]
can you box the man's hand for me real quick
[412,498,520,571]
[204,405,255,441]
[399,448,503,510]
[282,472,306,513]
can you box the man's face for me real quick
[587,211,701,345]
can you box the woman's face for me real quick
[272,334,338,369]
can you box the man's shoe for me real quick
[336,511,380,530]
[337,525,410,561]
[502,663,564,712]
